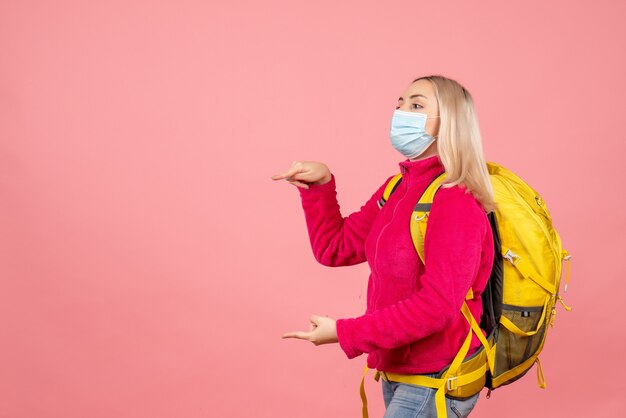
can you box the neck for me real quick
[410,150,439,161]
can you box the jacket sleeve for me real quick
[297,172,395,267]
[335,186,489,359]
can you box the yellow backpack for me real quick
[360,162,572,418]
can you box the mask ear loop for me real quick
[429,114,440,140]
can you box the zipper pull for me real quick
[562,250,572,292]
[557,295,572,311]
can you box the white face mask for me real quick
[389,109,439,159]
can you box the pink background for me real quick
[1,1,624,416]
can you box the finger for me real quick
[282,331,311,340]
[271,162,302,180]
[271,170,295,180]
[271,171,293,180]
[310,315,321,325]
[288,180,310,189]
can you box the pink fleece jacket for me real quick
[297,155,494,374]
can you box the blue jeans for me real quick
[381,374,480,418]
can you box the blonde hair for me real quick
[413,75,497,213]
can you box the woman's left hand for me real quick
[282,315,338,346]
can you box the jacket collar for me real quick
[398,154,446,183]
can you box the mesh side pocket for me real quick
[493,304,547,379]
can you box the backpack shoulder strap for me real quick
[409,171,447,264]
[409,171,477,301]
[377,173,403,209]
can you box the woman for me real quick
[272,75,496,418]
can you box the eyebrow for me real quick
[398,94,428,101]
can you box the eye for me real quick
[411,103,423,109]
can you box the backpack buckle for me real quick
[503,249,520,265]
[446,376,459,391]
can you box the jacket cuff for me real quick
[336,318,362,359]
[298,173,336,195]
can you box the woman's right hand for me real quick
[271,161,332,190]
